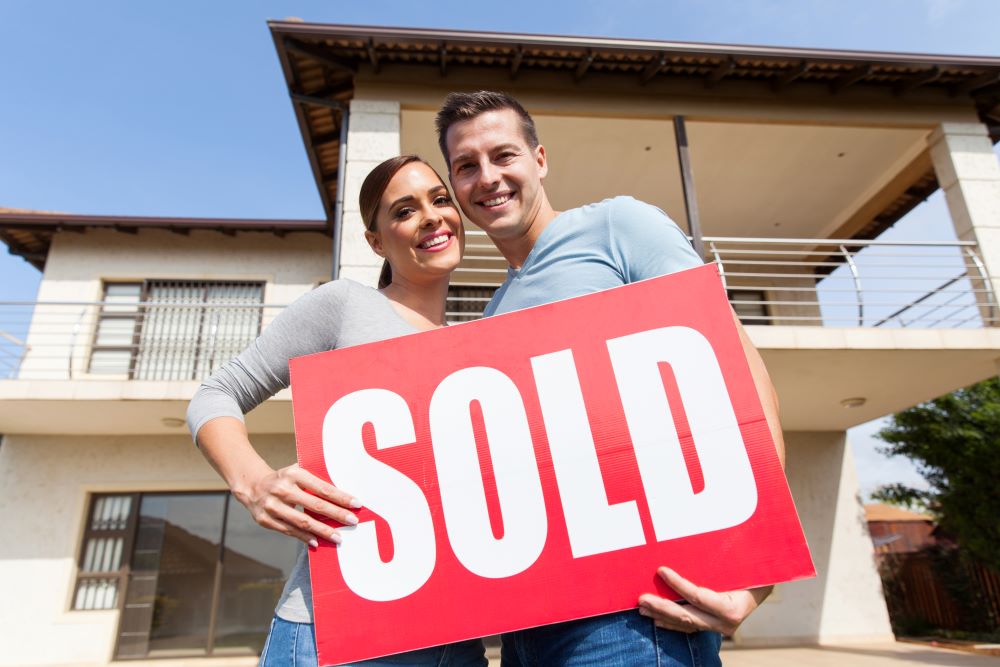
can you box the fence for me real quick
[879,549,1000,632]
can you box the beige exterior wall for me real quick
[736,430,893,645]
[0,433,295,667]
[19,229,330,380]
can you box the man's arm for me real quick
[638,311,784,634]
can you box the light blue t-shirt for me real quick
[484,196,703,316]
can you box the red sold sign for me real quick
[291,264,814,665]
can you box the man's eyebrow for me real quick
[450,144,522,165]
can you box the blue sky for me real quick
[2,0,999,495]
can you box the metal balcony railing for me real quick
[705,237,996,327]
[0,237,994,380]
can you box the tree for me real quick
[874,377,1000,571]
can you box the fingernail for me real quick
[329,532,342,545]
[638,607,649,616]
[349,498,363,509]
[345,514,359,526]
[308,538,319,548]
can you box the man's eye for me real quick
[455,163,473,173]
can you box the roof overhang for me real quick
[269,21,1000,247]
[0,211,327,270]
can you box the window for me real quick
[90,280,264,380]
[447,285,497,323]
[727,289,771,325]
[74,492,298,658]
[73,494,137,611]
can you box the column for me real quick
[339,100,402,286]
[928,122,1000,324]
[736,431,894,645]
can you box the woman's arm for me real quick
[197,416,360,546]
[188,281,359,546]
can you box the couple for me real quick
[188,90,784,666]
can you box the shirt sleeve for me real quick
[185,280,350,442]
[607,196,704,282]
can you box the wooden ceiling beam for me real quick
[704,57,735,88]
[509,45,524,79]
[284,38,357,75]
[831,63,873,93]
[952,71,1000,96]
[365,38,380,74]
[894,66,941,95]
[574,50,595,82]
[640,53,667,85]
[771,61,811,91]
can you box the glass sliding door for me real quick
[93,491,298,660]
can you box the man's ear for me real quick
[364,230,384,257]
[535,144,548,180]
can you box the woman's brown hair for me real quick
[358,155,435,289]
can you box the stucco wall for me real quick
[736,430,894,645]
[0,433,296,666]
[20,229,330,379]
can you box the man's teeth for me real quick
[418,234,450,249]
[482,194,512,207]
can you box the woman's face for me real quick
[366,161,464,283]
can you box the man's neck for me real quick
[494,198,560,270]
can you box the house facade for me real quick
[1,22,999,666]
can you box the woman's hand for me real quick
[237,463,362,548]
[194,417,361,548]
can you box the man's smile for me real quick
[477,191,515,208]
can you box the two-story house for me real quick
[1,22,999,666]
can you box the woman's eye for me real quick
[434,195,452,205]
[394,207,414,219]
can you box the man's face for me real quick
[445,109,548,242]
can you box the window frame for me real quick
[88,280,265,381]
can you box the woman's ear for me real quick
[364,229,385,257]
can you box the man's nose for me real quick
[477,160,500,188]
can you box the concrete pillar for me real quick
[735,431,894,645]
[928,123,1000,325]
[339,100,402,286]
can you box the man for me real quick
[435,91,784,666]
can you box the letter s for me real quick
[323,389,435,601]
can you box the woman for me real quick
[187,155,487,667]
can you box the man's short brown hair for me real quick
[435,91,539,165]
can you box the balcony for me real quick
[1,236,998,435]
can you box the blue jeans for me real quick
[500,610,722,667]
[259,615,488,667]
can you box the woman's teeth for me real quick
[418,234,450,249]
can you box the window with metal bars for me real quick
[73,494,137,611]
[89,280,264,380]
[446,285,497,323]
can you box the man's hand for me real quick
[638,567,772,635]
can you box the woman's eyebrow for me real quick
[386,194,415,209]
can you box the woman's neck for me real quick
[380,275,450,331]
